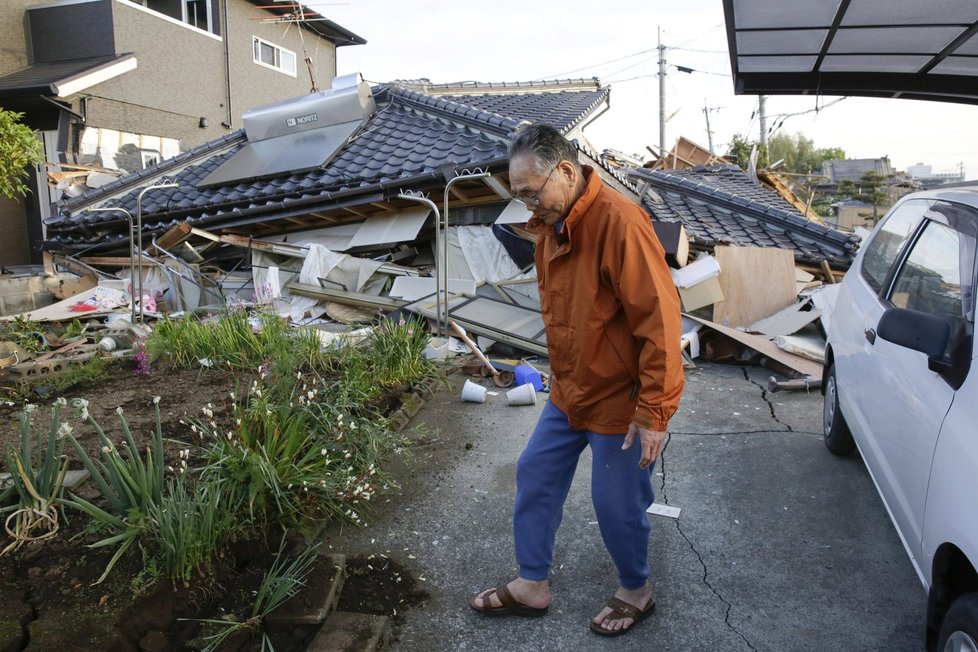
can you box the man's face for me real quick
[508,154,576,226]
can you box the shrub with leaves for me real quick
[0,108,43,200]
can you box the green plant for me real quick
[62,397,165,583]
[0,108,44,200]
[149,472,242,583]
[199,381,353,527]
[7,316,44,354]
[194,536,320,652]
[50,356,108,392]
[0,400,70,554]
[364,316,436,387]
[62,319,87,340]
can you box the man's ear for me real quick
[556,159,578,183]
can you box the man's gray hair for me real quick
[508,123,581,175]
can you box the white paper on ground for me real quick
[647,503,682,519]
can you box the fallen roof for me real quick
[45,79,614,252]
[723,0,978,105]
[629,163,860,267]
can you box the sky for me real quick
[302,0,978,179]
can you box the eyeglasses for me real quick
[512,166,556,206]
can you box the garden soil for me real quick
[0,362,435,650]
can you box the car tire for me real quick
[823,363,856,456]
[938,593,978,652]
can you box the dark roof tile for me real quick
[631,164,860,267]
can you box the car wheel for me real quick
[938,593,978,652]
[823,363,856,456]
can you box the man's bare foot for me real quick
[591,584,655,635]
[471,577,551,611]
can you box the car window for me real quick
[888,201,978,336]
[861,200,928,294]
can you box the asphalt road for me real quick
[324,361,926,652]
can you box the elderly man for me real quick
[470,123,684,637]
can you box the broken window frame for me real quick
[252,36,297,77]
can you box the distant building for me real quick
[906,162,966,189]
[821,157,895,182]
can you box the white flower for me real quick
[229,391,236,401]
[54,397,67,407]
[116,407,124,416]
[321,448,328,456]
[24,403,37,414]
[350,421,356,430]
[57,422,73,439]
[153,396,161,405]
[101,446,110,454]
[307,391,314,400]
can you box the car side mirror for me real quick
[876,308,951,358]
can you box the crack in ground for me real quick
[740,368,794,432]
[658,435,758,652]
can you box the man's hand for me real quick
[622,422,667,469]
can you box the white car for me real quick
[823,187,978,652]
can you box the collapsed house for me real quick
[36,75,634,355]
[12,75,862,384]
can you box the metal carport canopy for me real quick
[722,0,978,105]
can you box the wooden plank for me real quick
[149,222,193,255]
[712,246,797,328]
[685,314,822,378]
[188,227,222,243]
[820,260,837,284]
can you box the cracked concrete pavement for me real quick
[323,362,925,651]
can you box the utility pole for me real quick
[703,99,715,152]
[658,27,667,154]
[758,95,768,148]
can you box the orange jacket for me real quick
[527,167,684,434]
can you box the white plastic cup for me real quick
[506,383,537,406]
[98,336,117,352]
[461,379,487,403]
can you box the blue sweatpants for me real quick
[513,400,656,590]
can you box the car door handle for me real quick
[865,328,877,344]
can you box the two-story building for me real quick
[0,0,364,265]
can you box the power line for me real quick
[670,46,729,54]
[537,48,657,80]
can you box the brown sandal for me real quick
[470,584,549,617]
[590,595,656,637]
